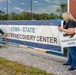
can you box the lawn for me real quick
[0,57,56,75]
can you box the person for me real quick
[58,12,76,71]
[0,29,7,43]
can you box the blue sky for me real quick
[0,0,67,14]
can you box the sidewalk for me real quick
[0,44,76,75]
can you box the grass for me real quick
[0,57,56,75]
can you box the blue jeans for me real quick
[67,47,76,69]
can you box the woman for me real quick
[58,12,76,71]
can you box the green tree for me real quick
[49,13,57,19]
[8,12,17,20]
[0,10,5,16]
[56,3,67,15]
[0,10,5,20]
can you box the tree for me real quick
[0,10,5,16]
[0,10,5,20]
[49,13,57,19]
[56,3,67,15]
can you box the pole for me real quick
[67,0,69,12]
[7,0,8,20]
[30,0,33,20]
[9,3,12,19]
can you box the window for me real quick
[0,0,67,20]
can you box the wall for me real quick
[69,0,76,19]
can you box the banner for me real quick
[59,21,76,47]
[0,20,62,53]
[59,31,76,47]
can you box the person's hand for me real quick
[3,34,8,43]
[58,26,63,32]
[3,34,6,39]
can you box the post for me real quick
[7,0,8,20]
[30,0,33,20]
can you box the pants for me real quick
[67,47,76,69]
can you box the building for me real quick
[69,0,76,19]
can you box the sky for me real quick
[0,0,67,14]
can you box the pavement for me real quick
[0,44,76,75]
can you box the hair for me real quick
[62,12,76,22]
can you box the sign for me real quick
[59,21,76,47]
[0,20,62,53]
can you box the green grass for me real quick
[0,57,56,75]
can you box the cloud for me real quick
[54,0,62,5]
[21,3,26,5]
[33,0,38,3]
[4,7,7,10]
[0,0,7,2]
[34,5,59,14]
[53,0,67,5]
[14,7,24,12]
[44,0,66,5]
[45,0,52,3]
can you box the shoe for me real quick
[68,67,75,71]
[63,63,69,65]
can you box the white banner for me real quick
[0,20,62,53]
[0,25,60,46]
[59,31,76,47]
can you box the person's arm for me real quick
[0,29,7,43]
[3,34,7,39]
[58,20,76,34]
[3,34,8,43]
[58,27,75,34]
[62,28,75,34]
[0,29,5,35]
